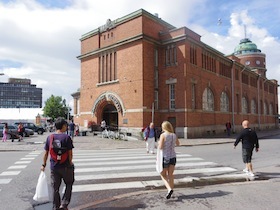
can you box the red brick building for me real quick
[73,9,278,138]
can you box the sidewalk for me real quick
[0,128,279,151]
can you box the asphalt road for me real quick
[0,132,279,210]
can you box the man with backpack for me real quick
[41,117,74,210]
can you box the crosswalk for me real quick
[0,149,246,194]
[72,149,242,193]
[0,151,42,191]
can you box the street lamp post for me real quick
[257,74,261,130]
[67,104,70,122]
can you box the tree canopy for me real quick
[43,95,70,120]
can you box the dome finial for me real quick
[244,25,247,39]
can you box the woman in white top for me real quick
[158,121,180,199]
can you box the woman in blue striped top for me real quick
[158,121,180,199]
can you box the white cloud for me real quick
[0,0,280,110]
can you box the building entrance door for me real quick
[102,104,118,128]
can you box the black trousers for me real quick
[51,166,74,210]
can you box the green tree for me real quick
[43,95,70,120]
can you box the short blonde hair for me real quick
[161,121,174,133]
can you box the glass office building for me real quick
[0,78,42,108]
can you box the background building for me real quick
[73,9,278,138]
[0,78,42,108]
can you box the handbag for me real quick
[33,171,49,202]
[156,147,163,173]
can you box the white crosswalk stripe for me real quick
[0,150,43,191]
[71,149,240,193]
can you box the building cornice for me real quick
[80,9,175,41]
[77,34,144,60]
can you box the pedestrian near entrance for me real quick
[158,121,180,199]
[41,117,74,210]
[101,120,106,131]
[144,122,157,154]
[234,120,259,177]
[225,121,231,136]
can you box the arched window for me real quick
[269,103,273,115]
[220,92,229,112]
[251,99,256,114]
[242,97,248,114]
[203,88,214,111]
[264,102,268,115]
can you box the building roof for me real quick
[234,38,261,55]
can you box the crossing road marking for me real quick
[74,157,203,167]
[15,161,31,164]
[73,154,192,162]
[0,179,12,184]
[73,181,146,192]
[75,167,237,181]
[73,172,245,193]
[68,149,241,193]
[20,157,35,160]
[75,162,217,173]
[8,165,27,169]
[0,171,21,176]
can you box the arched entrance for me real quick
[102,104,118,128]
[92,91,125,128]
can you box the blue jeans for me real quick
[69,130,74,138]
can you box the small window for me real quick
[169,84,175,110]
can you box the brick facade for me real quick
[73,9,278,138]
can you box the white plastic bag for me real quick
[33,171,49,202]
[156,148,163,173]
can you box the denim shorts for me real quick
[242,148,253,163]
[163,157,176,168]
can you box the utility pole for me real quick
[152,102,154,123]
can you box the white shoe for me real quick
[247,172,255,177]
[243,168,249,173]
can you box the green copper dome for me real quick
[234,38,261,55]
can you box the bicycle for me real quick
[101,127,115,139]
[112,129,126,140]
[115,130,125,140]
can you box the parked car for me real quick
[25,128,34,136]
[21,127,34,137]
[14,122,45,135]
[0,124,20,140]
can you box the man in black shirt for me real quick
[234,120,259,177]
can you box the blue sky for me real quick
[0,0,280,108]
